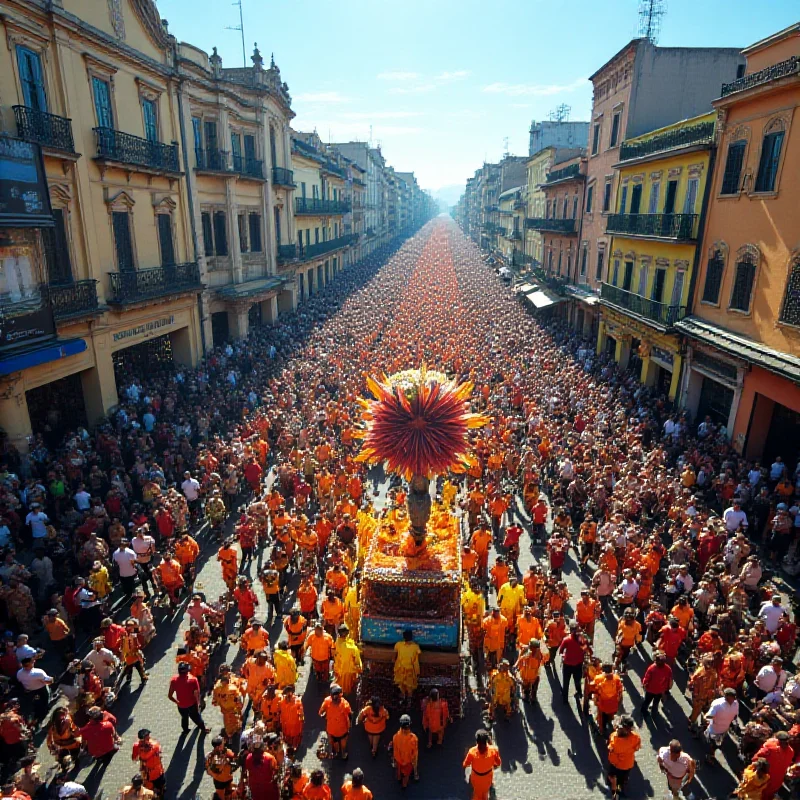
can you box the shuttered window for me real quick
[112,211,135,271]
[16,46,47,112]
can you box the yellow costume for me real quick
[393,640,421,697]
[344,585,361,641]
[333,636,363,694]
[488,669,516,713]
[273,649,298,689]
[212,677,244,736]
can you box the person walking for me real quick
[168,662,210,735]
[657,739,696,799]
[356,696,389,758]
[558,621,588,704]
[640,651,673,716]
[606,716,640,800]
[462,728,501,800]
[390,715,418,789]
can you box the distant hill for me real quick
[431,184,464,208]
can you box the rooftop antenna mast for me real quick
[226,0,246,67]
[548,104,571,122]
[638,0,666,44]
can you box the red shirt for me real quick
[244,750,278,793]
[103,623,126,654]
[79,714,118,757]
[642,662,673,695]
[503,526,523,548]
[657,626,686,659]
[558,634,587,666]
[169,673,200,708]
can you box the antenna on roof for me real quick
[548,104,571,123]
[638,0,665,44]
[225,0,246,67]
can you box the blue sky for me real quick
[157,0,797,196]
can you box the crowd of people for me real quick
[0,219,796,800]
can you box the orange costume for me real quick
[217,545,238,592]
[279,695,305,749]
[463,744,501,800]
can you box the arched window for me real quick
[779,255,800,327]
[729,245,759,312]
[701,246,726,304]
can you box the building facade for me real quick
[529,119,590,156]
[676,24,800,463]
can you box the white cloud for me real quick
[377,71,421,81]
[338,111,423,121]
[294,91,351,104]
[435,70,470,82]
[482,77,587,96]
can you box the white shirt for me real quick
[16,666,52,691]
[758,602,785,634]
[85,647,118,680]
[25,510,49,539]
[620,579,639,599]
[113,547,139,578]
[723,507,748,532]
[706,697,739,734]
[132,535,156,563]
[658,747,692,779]
[754,666,788,693]
[181,478,200,501]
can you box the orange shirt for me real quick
[517,616,544,647]
[305,632,334,662]
[302,784,332,800]
[319,696,351,738]
[279,696,304,736]
[482,615,508,652]
[671,604,694,629]
[297,582,318,614]
[358,705,389,734]
[463,744,501,774]
[321,598,344,626]
[575,598,600,625]
[341,782,373,800]
[391,730,418,765]
[607,731,641,770]
[174,537,199,567]
[471,529,492,555]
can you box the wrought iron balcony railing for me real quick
[271,167,295,187]
[13,106,75,153]
[721,55,799,97]
[195,148,230,172]
[600,282,686,327]
[546,163,582,182]
[524,217,576,233]
[619,121,715,162]
[232,154,264,179]
[94,127,179,173]
[277,244,297,263]
[297,235,357,261]
[50,280,99,319]
[107,263,201,304]
[294,197,351,215]
[605,212,697,240]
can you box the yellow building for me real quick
[289,132,354,302]
[0,0,202,448]
[524,147,555,265]
[597,112,716,398]
[496,187,525,264]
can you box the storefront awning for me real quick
[214,276,285,301]
[526,289,565,309]
[0,337,86,377]
[516,282,536,294]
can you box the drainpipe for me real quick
[176,79,207,358]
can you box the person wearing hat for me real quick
[205,735,238,800]
[462,728,500,800]
[168,662,209,735]
[575,588,601,643]
[613,608,642,671]
[212,664,245,738]
[333,624,362,695]
[704,688,740,764]
[488,659,517,719]
[319,684,352,760]
[278,684,304,753]
[303,622,335,682]
[341,767,372,800]
[132,729,165,797]
[606,716,640,799]
[390,715,418,788]
[240,618,269,656]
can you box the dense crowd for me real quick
[0,219,797,800]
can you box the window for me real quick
[651,268,666,302]
[720,140,746,194]
[305,230,310,247]
[297,231,303,253]
[591,123,600,155]
[619,184,628,214]
[670,270,685,307]
[44,208,73,284]
[596,250,605,282]
[300,182,307,199]
[629,184,642,214]
[201,212,214,257]
[204,120,218,157]
[273,208,280,247]
[244,135,256,168]
[312,185,319,200]
[334,222,339,238]
[572,197,578,219]
[610,112,621,148]
[314,228,320,244]
[545,201,551,218]
[664,180,678,214]
[231,132,242,169]
[269,126,278,167]
[562,197,568,218]
[648,183,660,214]
[779,256,800,326]
[157,214,175,266]
[702,249,725,304]
[112,211,134,271]
[611,258,619,286]
[729,250,757,312]
[192,117,202,158]
[16,46,47,112]
[683,178,699,214]
[637,263,648,296]
[92,77,113,128]
[142,98,158,142]
[754,128,785,192]
[249,213,262,252]
[238,213,248,253]
[603,182,612,212]
[213,211,227,256]
[585,185,593,213]
[622,261,634,291]
[580,246,588,277]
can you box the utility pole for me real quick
[226,0,246,66]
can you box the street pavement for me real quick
[31,235,747,800]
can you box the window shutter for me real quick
[93,78,113,128]
[157,214,175,266]
[112,211,134,271]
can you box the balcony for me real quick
[13,106,75,153]
[107,263,201,305]
[232,154,264,180]
[276,244,297,264]
[94,127,179,174]
[600,282,686,328]
[721,55,799,97]
[50,280,99,320]
[510,230,522,240]
[322,160,346,179]
[513,198,527,210]
[272,166,295,187]
[524,217,576,233]
[619,121,715,162]
[605,213,697,240]
[195,148,230,173]
[297,235,357,261]
[546,163,582,183]
[294,197,351,215]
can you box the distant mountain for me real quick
[431,184,464,208]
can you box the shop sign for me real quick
[112,315,176,344]
[0,304,56,349]
[0,138,53,227]
[651,347,674,368]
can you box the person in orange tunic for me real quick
[470,524,492,576]
[421,687,450,748]
[133,728,166,797]
[302,769,331,800]
[217,540,238,594]
[155,551,185,606]
[304,623,335,681]
[174,531,200,586]
[319,684,352,759]
[390,715,418,788]
[482,609,509,670]
[340,768,372,800]
[356,696,389,757]
[606,715,641,798]
[278,685,304,753]
[462,728,501,800]
[591,663,624,737]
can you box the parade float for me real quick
[354,368,486,715]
